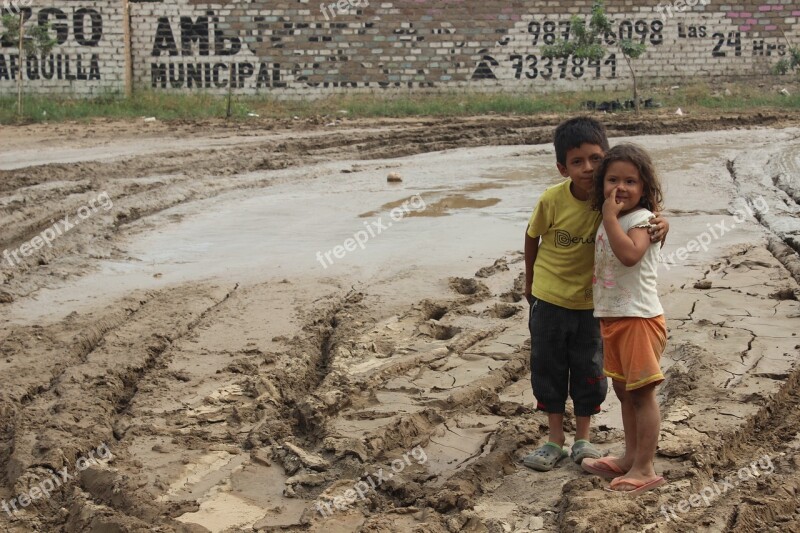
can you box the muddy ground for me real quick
[0,110,799,533]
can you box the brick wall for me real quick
[1,0,797,97]
[0,1,125,95]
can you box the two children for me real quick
[523,117,667,494]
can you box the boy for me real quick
[523,117,667,471]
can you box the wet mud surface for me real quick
[0,112,799,532]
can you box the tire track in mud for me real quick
[28,285,371,530]
[2,240,796,531]
[674,348,800,531]
[0,283,237,532]
[0,295,149,493]
[768,134,800,206]
[45,255,541,532]
[274,292,367,444]
[268,260,545,531]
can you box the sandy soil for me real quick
[0,110,799,533]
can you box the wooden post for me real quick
[123,0,133,98]
[226,60,234,119]
[17,10,24,116]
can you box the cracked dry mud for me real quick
[0,115,799,532]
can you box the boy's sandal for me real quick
[570,439,602,464]
[523,442,568,472]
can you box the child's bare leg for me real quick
[548,413,565,445]
[614,380,636,471]
[627,383,660,480]
[575,415,591,442]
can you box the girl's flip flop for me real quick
[606,476,666,495]
[581,456,626,479]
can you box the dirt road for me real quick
[0,111,799,532]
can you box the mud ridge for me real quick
[694,345,800,473]
[728,154,800,275]
[0,296,150,487]
[767,237,800,285]
[425,420,541,513]
[669,358,800,531]
[253,292,367,445]
[1,284,237,531]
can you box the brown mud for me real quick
[0,111,799,532]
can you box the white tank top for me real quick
[593,208,663,318]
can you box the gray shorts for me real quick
[528,297,607,417]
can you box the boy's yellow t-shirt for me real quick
[527,179,602,310]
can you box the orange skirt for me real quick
[600,315,666,391]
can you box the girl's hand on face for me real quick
[602,186,624,218]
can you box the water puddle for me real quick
[9,145,556,324]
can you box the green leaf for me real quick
[590,1,613,34]
[774,46,799,75]
[1,14,57,56]
[791,47,800,69]
[619,39,646,58]
[774,58,791,75]
[542,41,576,59]
[573,44,605,61]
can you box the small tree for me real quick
[773,47,800,76]
[542,0,647,112]
[773,28,799,77]
[1,13,57,117]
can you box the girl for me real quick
[581,143,667,495]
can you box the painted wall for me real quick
[1,0,797,97]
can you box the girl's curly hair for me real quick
[591,143,664,213]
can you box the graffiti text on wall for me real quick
[0,6,103,82]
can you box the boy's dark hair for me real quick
[553,117,610,166]
[591,143,664,213]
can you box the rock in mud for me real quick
[770,288,798,300]
[286,472,326,486]
[283,442,330,471]
[475,258,509,278]
[251,448,272,467]
[419,320,461,341]
[323,436,369,461]
[449,277,489,297]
